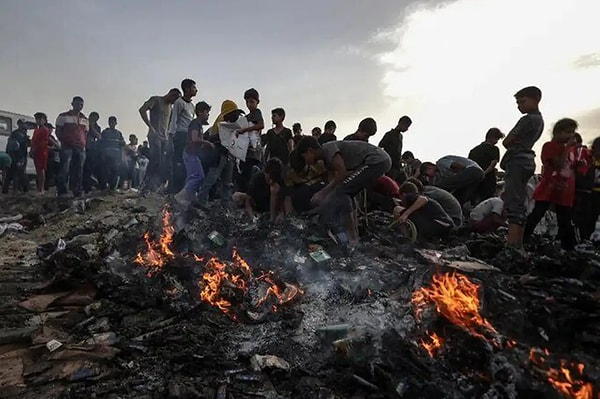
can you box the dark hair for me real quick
[72,96,84,102]
[296,136,321,155]
[265,158,283,184]
[292,123,301,131]
[573,132,583,145]
[358,117,377,135]
[89,111,99,120]
[324,120,336,131]
[592,137,600,153]
[34,112,47,120]
[399,182,418,195]
[419,161,436,175]
[129,134,136,140]
[405,177,424,192]
[401,151,415,160]
[552,118,578,138]
[244,88,260,101]
[196,101,211,112]
[398,115,412,125]
[169,88,182,95]
[312,127,322,135]
[514,86,542,101]
[181,79,196,92]
[108,116,117,122]
[271,108,285,119]
[485,127,504,140]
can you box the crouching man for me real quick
[296,136,391,250]
[469,197,507,234]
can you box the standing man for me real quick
[378,115,412,183]
[55,96,88,198]
[292,123,303,147]
[168,80,197,193]
[468,128,504,203]
[139,87,181,190]
[83,111,101,193]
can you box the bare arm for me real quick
[287,138,294,153]
[483,159,498,175]
[239,121,265,134]
[319,154,349,197]
[138,101,155,133]
[401,195,428,219]
[269,183,283,222]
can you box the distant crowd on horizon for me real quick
[1,80,599,253]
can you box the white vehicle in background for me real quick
[0,110,38,177]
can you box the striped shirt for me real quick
[55,111,88,149]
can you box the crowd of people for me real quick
[2,81,599,253]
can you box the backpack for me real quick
[6,136,20,153]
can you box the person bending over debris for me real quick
[469,197,507,234]
[394,182,454,241]
[297,137,391,249]
[524,118,578,251]
[284,150,327,214]
[435,155,484,207]
[232,158,285,223]
[405,178,463,227]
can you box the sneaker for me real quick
[174,190,191,207]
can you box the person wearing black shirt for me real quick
[468,127,504,202]
[318,120,337,145]
[264,108,293,164]
[292,122,303,147]
[378,115,412,183]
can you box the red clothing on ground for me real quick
[372,176,400,198]
[31,126,50,172]
[533,141,576,207]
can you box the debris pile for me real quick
[0,194,598,398]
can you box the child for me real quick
[570,133,594,240]
[378,115,412,183]
[501,86,544,248]
[2,119,30,194]
[469,197,507,234]
[311,127,322,139]
[292,123,303,146]
[233,158,285,223]
[235,88,264,192]
[435,155,484,206]
[524,118,578,250]
[318,120,337,145]
[406,177,463,227]
[264,108,293,164]
[99,116,126,191]
[175,101,212,206]
[284,150,327,214]
[297,136,391,249]
[394,182,454,241]
[468,127,504,202]
[31,112,51,194]
[402,151,422,180]
[343,118,377,142]
[588,137,600,239]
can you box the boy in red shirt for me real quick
[524,118,578,250]
[31,112,51,194]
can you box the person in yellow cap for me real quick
[196,100,245,203]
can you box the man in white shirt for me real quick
[469,197,507,233]
[168,79,197,193]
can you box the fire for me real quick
[420,331,444,358]
[197,249,301,316]
[529,348,594,399]
[134,206,175,276]
[412,272,498,342]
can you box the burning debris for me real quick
[0,194,599,399]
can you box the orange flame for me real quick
[530,348,594,399]
[197,250,301,316]
[420,331,444,358]
[134,207,175,276]
[412,273,498,343]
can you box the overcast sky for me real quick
[1,0,599,162]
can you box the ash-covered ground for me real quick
[0,193,598,399]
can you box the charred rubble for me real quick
[0,196,599,399]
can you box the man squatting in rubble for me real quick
[297,134,391,250]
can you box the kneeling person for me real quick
[395,182,454,241]
[469,197,507,234]
[297,137,391,247]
